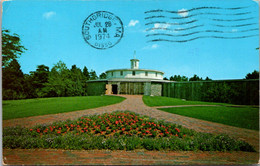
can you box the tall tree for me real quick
[83,66,90,80]
[2,59,25,99]
[89,70,98,80]
[47,61,71,97]
[245,70,259,79]
[70,64,85,96]
[30,65,50,97]
[2,30,27,68]
[30,65,49,88]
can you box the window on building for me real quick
[155,72,157,77]
[145,71,148,76]
[135,62,137,67]
[112,72,114,76]
[132,71,136,76]
[120,71,123,76]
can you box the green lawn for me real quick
[159,106,259,130]
[3,96,125,120]
[143,96,230,107]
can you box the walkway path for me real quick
[3,95,259,165]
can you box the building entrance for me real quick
[112,84,118,94]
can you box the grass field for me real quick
[159,106,259,130]
[143,96,230,107]
[3,96,125,120]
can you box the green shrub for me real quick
[3,111,256,152]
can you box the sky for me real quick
[2,0,259,80]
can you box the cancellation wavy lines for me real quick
[145,14,254,21]
[212,17,255,22]
[145,25,204,32]
[147,34,259,43]
[146,28,259,37]
[144,6,251,14]
[213,23,258,27]
[145,20,197,26]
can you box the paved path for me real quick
[3,149,259,165]
[3,95,259,165]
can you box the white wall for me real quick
[107,70,163,80]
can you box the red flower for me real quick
[122,128,125,131]
[175,128,180,133]
[113,130,116,132]
[175,134,178,137]
[30,129,33,131]
[57,131,61,134]
[146,130,150,133]
[115,121,119,125]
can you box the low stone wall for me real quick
[151,83,162,96]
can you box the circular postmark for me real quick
[82,11,124,49]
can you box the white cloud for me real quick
[43,11,56,19]
[128,20,139,27]
[178,8,189,17]
[154,23,171,29]
[151,44,159,49]
[143,44,159,50]
[232,29,238,32]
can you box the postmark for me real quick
[82,11,124,49]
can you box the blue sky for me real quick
[2,0,259,79]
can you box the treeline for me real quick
[164,70,259,82]
[163,75,212,81]
[2,60,107,100]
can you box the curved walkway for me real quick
[3,95,259,164]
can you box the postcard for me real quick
[2,0,259,165]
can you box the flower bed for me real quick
[3,111,255,151]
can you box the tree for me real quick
[69,64,85,96]
[2,59,26,99]
[205,77,212,81]
[189,74,203,81]
[29,65,50,97]
[83,66,90,80]
[89,70,98,80]
[2,29,27,68]
[163,77,168,80]
[245,70,259,79]
[99,72,107,79]
[47,61,71,97]
[169,75,188,81]
[30,65,49,88]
